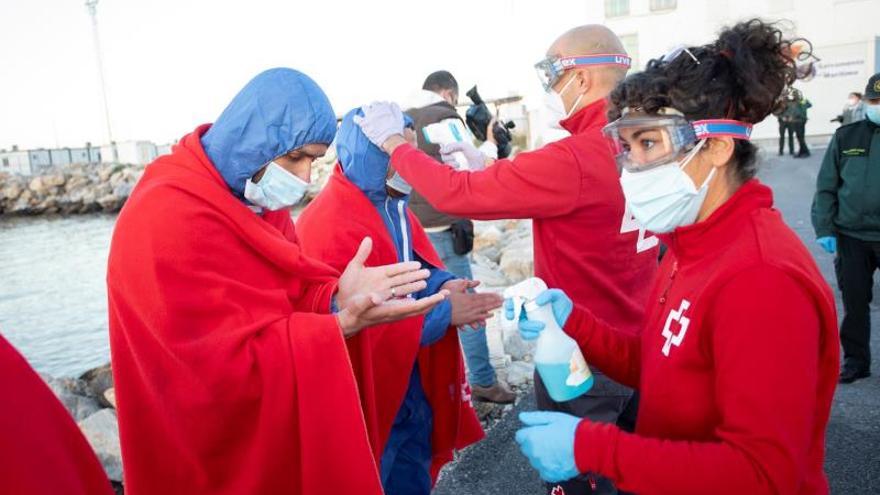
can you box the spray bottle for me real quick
[503,277,593,402]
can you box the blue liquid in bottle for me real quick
[536,362,595,403]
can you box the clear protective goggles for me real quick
[534,54,632,91]
[602,108,753,173]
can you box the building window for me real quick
[650,0,677,10]
[604,0,629,17]
[620,33,640,71]
[2,158,8,167]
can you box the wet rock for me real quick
[78,409,123,482]
[80,363,114,399]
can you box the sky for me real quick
[0,0,604,150]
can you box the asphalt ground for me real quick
[435,146,880,494]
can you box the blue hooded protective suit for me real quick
[337,108,455,494]
[201,68,337,196]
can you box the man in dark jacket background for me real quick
[404,70,515,405]
[812,72,880,384]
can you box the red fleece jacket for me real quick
[0,334,113,495]
[296,166,484,482]
[390,99,658,334]
[566,180,839,494]
[107,126,383,495]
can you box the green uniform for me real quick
[812,118,880,241]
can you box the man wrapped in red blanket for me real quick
[298,109,498,494]
[107,68,446,494]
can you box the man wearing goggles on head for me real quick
[354,24,659,495]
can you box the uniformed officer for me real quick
[812,72,880,384]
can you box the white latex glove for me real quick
[353,101,405,150]
[439,141,488,171]
[478,141,498,160]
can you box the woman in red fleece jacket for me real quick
[513,20,839,495]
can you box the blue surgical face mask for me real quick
[243,161,309,210]
[866,104,880,125]
[386,170,412,195]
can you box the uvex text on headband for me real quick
[534,54,632,91]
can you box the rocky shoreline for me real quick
[0,164,144,216]
[39,218,536,492]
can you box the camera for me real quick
[465,86,516,159]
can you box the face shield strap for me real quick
[691,120,753,141]
[535,53,632,91]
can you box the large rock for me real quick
[64,175,91,193]
[78,409,123,482]
[473,225,503,252]
[470,260,509,288]
[42,375,100,421]
[43,173,66,188]
[502,324,535,361]
[80,363,114,398]
[506,361,535,387]
[499,247,534,283]
[104,388,116,409]
[1,182,23,201]
[27,176,47,194]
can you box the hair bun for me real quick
[713,19,799,123]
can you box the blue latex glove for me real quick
[816,236,837,254]
[353,101,405,150]
[509,289,574,341]
[515,411,581,482]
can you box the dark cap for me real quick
[866,72,880,100]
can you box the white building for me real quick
[100,143,118,164]
[115,141,158,166]
[0,148,33,176]
[598,0,880,139]
[28,149,52,173]
[49,148,72,167]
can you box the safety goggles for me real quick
[602,108,753,173]
[534,54,632,91]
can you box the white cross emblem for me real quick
[620,206,659,254]
[661,299,691,357]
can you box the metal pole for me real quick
[85,0,113,145]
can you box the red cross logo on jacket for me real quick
[661,299,691,357]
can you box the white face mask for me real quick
[542,74,585,129]
[619,139,715,234]
[386,170,412,195]
[243,161,309,210]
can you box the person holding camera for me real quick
[356,24,660,495]
[403,71,515,405]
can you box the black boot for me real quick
[839,367,871,384]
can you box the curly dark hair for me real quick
[608,19,807,183]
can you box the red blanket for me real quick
[107,125,383,494]
[0,334,113,495]
[297,166,484,481]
